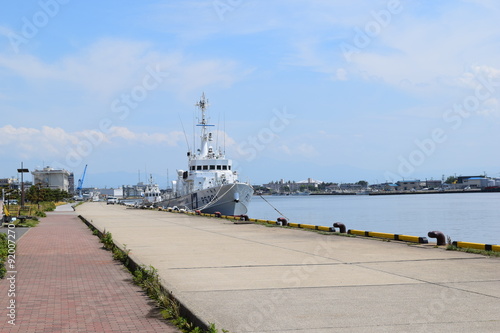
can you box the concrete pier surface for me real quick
[78,202,500,332]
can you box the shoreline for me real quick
[307,189,486,196]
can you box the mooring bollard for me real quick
[428,231,446,245]
[239,214,249,221]
[214,211,222,218]
[333,222,346,233]
[277,217,288,226]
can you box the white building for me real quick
[461,177,489,189]
[32,167,72,192]
[99,188,124,198]
[0,178,17,189]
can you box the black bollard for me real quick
[277,217,288,226]
[428,231,446,246]
[333,222,346,233]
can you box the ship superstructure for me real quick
[159,94,253,215]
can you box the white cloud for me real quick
[0,38,250,102]
[279,1,500,97]
[275,142,319,158]
[456,65,500,117]
[0,125,186,161]
[107,126,185,146]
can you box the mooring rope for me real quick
[258,194,290,221]
[197,183,236,211]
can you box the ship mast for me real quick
[196,93,214,159]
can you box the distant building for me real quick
[99,188,124,198]
[339,183,363,191]
[461,177,489,189]
[325,183,341,192]
[0,178,17,189]
[454,176,496,189]
[68,172,75,195]
[263,178,323,193]
[425,180,442,189]
[297,178,323,189]
[370,182,398,191]
[396,180,421,191]
[32,167,72,192]
[122,183,147,198]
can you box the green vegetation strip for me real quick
[446,244,500,257]
[79,215,227,333]
[0,233,9,279]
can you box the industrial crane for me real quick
[76,164,88,199]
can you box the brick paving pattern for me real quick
[0,210,179,332]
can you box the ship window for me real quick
[222,165,227,170]
[191,166,195,171]
[228,165,231,170]
[203,165,208,170]
[210,165,215,170]
[197,166,202,170]
[217,165,221,170]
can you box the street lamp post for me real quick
[17,162,29,208]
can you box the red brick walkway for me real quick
[0,211,179,333]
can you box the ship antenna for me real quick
[216,113,220,155]
[223,112,226,155]
[179,114,191,153]
[193,107,196,154]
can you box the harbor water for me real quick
[247,192,500,245]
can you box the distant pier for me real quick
[309,189,484,195]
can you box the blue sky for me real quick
[1,0,500,188]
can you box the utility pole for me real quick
[17,162,29,208]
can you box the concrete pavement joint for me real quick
[166,256,485,270]
[355,262,500,300]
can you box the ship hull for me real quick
[158,183,253,216]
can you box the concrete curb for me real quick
[452,241,500,252]
[348,229,429,244]
[150,207,433,243]
[157,208,338,232]
[77,214,210,331]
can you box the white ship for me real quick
[158,94,253,215]
[143,175,162,205]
